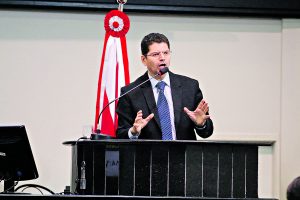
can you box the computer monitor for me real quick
[0,125,38,182]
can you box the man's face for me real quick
[141,42,171,79]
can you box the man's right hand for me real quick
[130,110,154,136]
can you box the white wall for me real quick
[0,9,299,199]
[281,19,300,200]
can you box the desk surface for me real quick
[63,139,275,146]
[0,194,278,200]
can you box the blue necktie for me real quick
[156,81,173,140]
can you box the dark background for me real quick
[0,0,300,18]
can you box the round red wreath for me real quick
[104,10,130,37]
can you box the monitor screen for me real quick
[0,125,38,181]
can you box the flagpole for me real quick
[117,0,127,12]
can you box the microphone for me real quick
[94,67,169,135]
[79,161,86,192]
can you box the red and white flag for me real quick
[94,10,130,137]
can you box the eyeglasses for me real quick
[146,50,172,58]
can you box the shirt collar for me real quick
[148,71,170,89]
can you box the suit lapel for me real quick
[169,72,182,132]
[140,73,161,129]
[140,71,182,131]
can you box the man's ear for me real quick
[141,55,147,66]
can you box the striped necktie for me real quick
[156,81,173,140]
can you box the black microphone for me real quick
[94,67,169,136]
[79,161,86,192]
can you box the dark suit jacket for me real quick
[116,71,213,140]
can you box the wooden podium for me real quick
[63,139,273,198]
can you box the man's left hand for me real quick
[184,99,210,126]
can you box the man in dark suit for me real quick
[116,33,213,140]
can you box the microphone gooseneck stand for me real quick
[91,67,169,140]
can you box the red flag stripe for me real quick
[94,33,110,132]
[120,36,130,84]
[94,34,130,137]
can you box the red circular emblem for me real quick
[104,10,130,37]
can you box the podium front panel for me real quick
[119,145,134,196]
[151,144,168,196]
[218,145,233,198]
[203,144,218,197]
[66,140,265,198]
[186,144,203,197]
[169,144,185,196]
[135,145,151,196]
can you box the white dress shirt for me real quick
[128,72,177,139]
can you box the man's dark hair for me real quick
[287,176,300,200]
[141,33,170,56]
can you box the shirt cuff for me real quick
[128,127,140,139]
[195,121,207,130]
